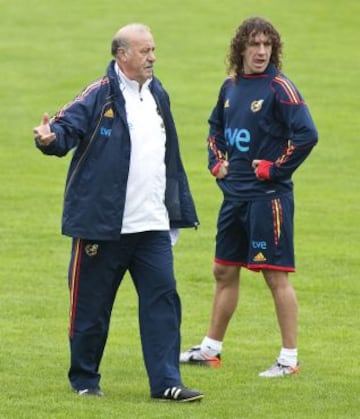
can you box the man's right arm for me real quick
[33,82,100,157]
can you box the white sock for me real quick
[201,336,222,356]
[277,347,298,367]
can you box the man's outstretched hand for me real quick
[33,113,56,146]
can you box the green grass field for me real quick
[1,0,359,417]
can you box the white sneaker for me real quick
[259,362,300,377]
[180,346,221,367]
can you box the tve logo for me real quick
[252,240,267,250]
[224,127,250,152]
[100,127,112,137]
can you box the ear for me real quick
[117,48,127,62]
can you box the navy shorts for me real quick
[215,194,295,272]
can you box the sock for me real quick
[201,336,222,356]
[277,347,298,367]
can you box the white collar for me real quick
[115,62,152,94]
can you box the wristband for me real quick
[256,160,273,180]
[211,161,222,176]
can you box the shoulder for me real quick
[216,76,236,99]
[270,72,304,105]
[222,76,236,90]
[53,76,110,120]
[150,77,170,102]
[151,76,165,91]
[80,76,110,98]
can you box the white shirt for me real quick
[115,65,169,233]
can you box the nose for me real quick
[258,43,266,54]
[148,50,156,62]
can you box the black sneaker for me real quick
[73,387,104,397]
[152,385,204,402]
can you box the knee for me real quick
[213,264,239,284]
[263,270,291,292]
[213,264,227,281]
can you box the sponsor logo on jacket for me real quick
[225,127,250,152]
[100,127,112,137]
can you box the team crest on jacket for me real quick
[85,243,99,256]
[251,99,264,112]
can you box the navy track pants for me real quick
[67,231,182,395]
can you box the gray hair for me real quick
[111,23,151,56]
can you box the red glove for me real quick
[256,160,273,180]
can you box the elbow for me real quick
[311,126,319,145]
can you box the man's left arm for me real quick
[254,82,318,181]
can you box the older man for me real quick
[33,23,203,402]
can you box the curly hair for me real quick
[227,17,283,79]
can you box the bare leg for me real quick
[207,263,241,341]
[262,269,298,348]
